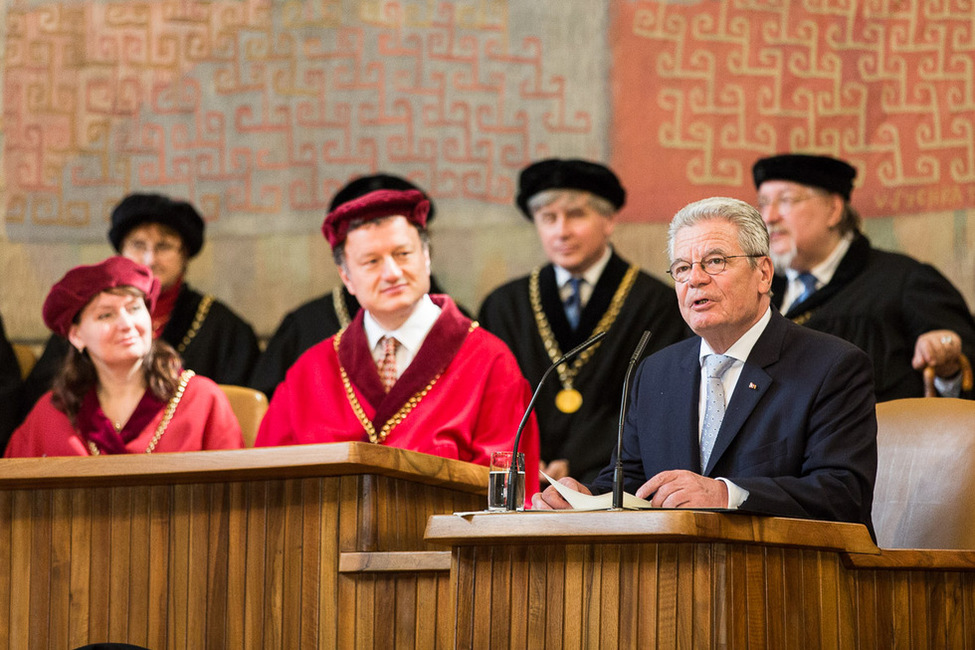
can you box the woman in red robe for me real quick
[5,257,243,457]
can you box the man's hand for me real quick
[531,477,590,510]
[539,459,570,483]
[912,329,962,378]
[635,470,729,508]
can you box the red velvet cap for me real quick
[322,189,429,250]
[42,256,160,337]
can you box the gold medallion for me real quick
[555,388,583,413]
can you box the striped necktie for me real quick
[377,336,398,392]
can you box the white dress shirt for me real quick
[363,295,442,382]
[553,246,613,309]
[696,307,773,508]
[780,233,853,314]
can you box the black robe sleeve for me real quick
[0,315,24,454]
[166,285,261,387]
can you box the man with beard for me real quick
[753,153,975,401]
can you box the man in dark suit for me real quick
[533,196,878,536]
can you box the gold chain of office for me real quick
[334,323,478,444]
[87,370,195,455]
[529,265,639,413]
[176,295,214,354]
[332,287,352,329]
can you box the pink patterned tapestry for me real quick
[3,0,601,239]
[611,0,975,222]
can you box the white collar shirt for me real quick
[363,294,442,381]
[696,307,773,509]
[780,232,853,313]
[553,245,612,309]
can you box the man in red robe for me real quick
[255,189,541,501]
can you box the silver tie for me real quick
[700,354,736,473]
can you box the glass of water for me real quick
[488,451,525,511]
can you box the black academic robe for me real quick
[772,233,975,402]
[0,314,23,454]
[478,252,690,483]
[21,283,260,414]
[249,276,463,399]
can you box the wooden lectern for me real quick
[0,442,487,648]
[425,511,975,648]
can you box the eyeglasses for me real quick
[755,193,816,214]
[667,254,764,283]
[122,240,182,257]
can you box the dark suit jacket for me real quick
[591,310,878,537]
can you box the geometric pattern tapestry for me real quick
[3,0,604,241]
[612,0,975,222]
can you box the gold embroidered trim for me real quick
[333,323,478,444]
[87,370,196,455]
[332,286,352,329]
[529,265,640,390]
[792,311,812,326]
[177,295,214,354]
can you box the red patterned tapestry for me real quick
[612,0,975,222]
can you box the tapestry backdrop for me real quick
[6,0,973,240]
[613,0,975,222]
[1,0,972,339]
[3,0,605,242]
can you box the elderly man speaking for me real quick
[533,197,877,537]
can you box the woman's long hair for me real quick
[50,288,183,424]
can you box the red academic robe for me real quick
[256,296,542,501]
[4,375,244,457]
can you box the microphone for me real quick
[505,329,608,510]
[612,330,652,509]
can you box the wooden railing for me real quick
[0,443,487,649]
[425,511,975,648]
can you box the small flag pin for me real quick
[748,382,757,390]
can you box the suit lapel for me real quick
[675,349,705,470]
[702,312,785,475]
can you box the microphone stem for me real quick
[505,330,607,510]
[612,330,652,509]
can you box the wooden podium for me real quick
[425,510,975,648]
[0,442,487,649]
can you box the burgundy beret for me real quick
[752,154,857,201]
[322,189,430,250]
[515,158,626,220]
[328,173,437,221]
[42,256,160,337]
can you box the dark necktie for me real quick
[564,277,583,330]
[795,272,818,305]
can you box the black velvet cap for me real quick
[752,154,857,200]
[329,173,436,222]
[108,193,206,258]
[515,158,626,219]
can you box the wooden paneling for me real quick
[0,443,487,649]
[427,512,975,649]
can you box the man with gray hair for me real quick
[479,158,687,484]
[533,197,878,537]
[754,153,975,400]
